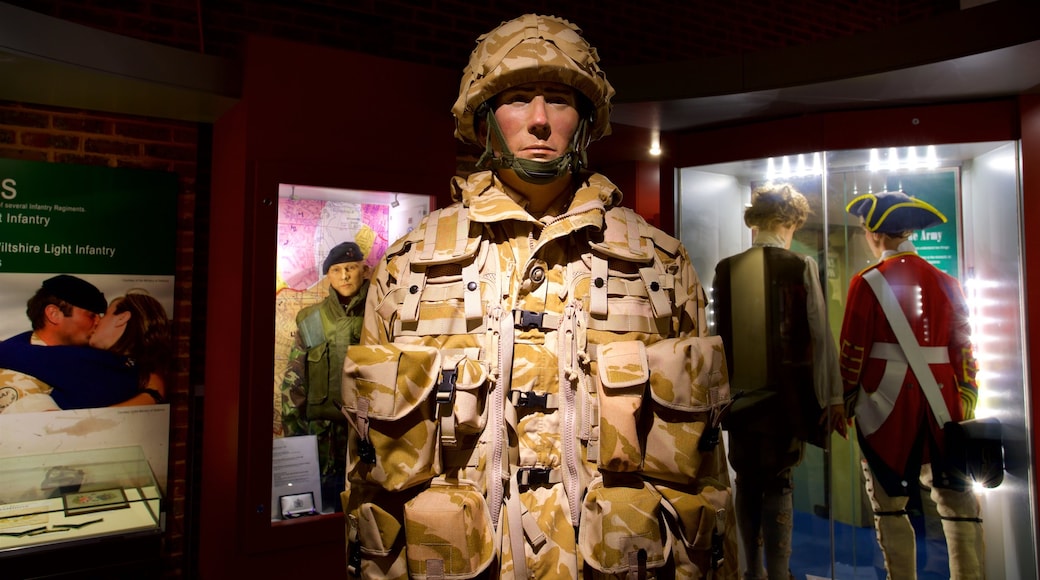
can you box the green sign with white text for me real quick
[887,170,960,280]
[0,159,177,275]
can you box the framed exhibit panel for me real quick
[676,139,1034,579]
[271,183,431,518]
[217,160,440,557]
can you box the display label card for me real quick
[271,435,321,520]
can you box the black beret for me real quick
[322,242,364,274]
[41,274,107,314]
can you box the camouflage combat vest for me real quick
[340,172,737,579]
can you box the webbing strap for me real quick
[863,269,952,427]
[453,207,470,257]
[940,515,983,523]
[505,464,530,579]
[488,304,528,579]
[487,305,512,529]
[640,266,671,321]
[462,261,483,321]
[590,255,608,316]
[420,211,439,261]
[399,268,425,324]
[625,208,642,254]
[425,559,444,579]
[625,549,647,580]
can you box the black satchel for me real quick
[943,417,1005,488]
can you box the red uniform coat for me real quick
[839,251,978,495]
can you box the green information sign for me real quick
[0,159,177,275]
[887,170,960,279]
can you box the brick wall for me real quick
[0,100,198,578]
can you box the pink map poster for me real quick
[276,198,389,292]
[272,198,389,435]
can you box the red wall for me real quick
[200,36,455,577]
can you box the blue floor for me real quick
[788,509,950,580]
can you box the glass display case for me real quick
[676,140,1035,579]
[0,446,162,555]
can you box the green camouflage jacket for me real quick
[281,283,367,477]
[341,171,737,579]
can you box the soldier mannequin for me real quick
[280,241,370,513]
[840,191,983,579]
[341,14,738,579]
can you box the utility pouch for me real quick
[353,502,402,557]
[342,343,442,491]
[595,340,648,472]
[656,479,731,573]
[402,480,495,579]
[449,356,490,435]
[642,336,730,484]
[578,475,671,576]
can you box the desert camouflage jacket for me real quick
[341,170,737,579]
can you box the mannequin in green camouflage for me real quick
[281,241,370,512]
[340,14,738,579]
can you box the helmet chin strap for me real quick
[476,108,590,186]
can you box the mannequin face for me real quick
[327,262,366,298]
[491,82,580,165]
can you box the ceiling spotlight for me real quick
[391,193,400,208]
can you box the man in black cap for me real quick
[23,274,107,346]
[0,274,116,412]
[279,241,370,512]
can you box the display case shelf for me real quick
[0,446,162,556]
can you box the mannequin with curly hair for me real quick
[713,183,846,580]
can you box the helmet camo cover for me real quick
[452,14,615,145]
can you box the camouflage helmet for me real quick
[452,14,615,145]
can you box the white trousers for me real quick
[860,459,984,579]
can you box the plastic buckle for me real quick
[711,531,725,569]
[348,540,362,573]
[512,390,549,408]
[698,425,721,451]
[517,467,552,487]
[357,439,376,465]
[436,368,457,405]
[514,309,544,330]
